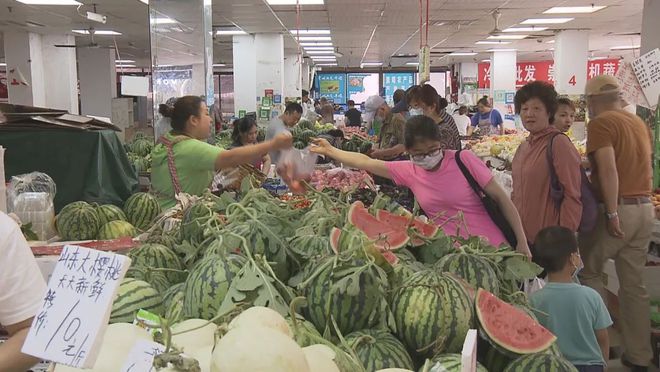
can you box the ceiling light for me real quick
[433,21,446,26]
[216,30,246,35]
[303,46,334,50]
[487,49,517,52]
[317,63,338,66]
[267,0,323,4]
[290,29,330,35]
[213,63,227,67]
[450,52,477,56]
[0,63,6,67]
[361,62,382,67]
[73,29,122,35]
[310,57,336,61]
[487,34,528,40]
[139,0,148,3]
[151,17,177,24]
[115,64,136,68]
[503,27,548,32]
[610,45,640,50]
[309,56,336,59]
[406,62,419,66]
[589,56,608,60]
[296,36,332,41]
[481,59,491,62]
[521,18,574,24]
[543,6,606,14]
[299,42,332,46]
[476,41,512,45]
[546,40,555,44]
[115,60,135,63]
[306,50,334,54]
[16,0,82,4]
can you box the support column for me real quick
[554,30,589,95]
[78,48,116,119]
[490,50,516,128]
[459,62,478,106]
[283,53,302,101]
[255,33,284,117]
[641,0,660,54]
[42,35,78,114]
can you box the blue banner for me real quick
[383,72,415,104]
[316,73,346,103]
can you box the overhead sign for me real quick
[316,73,346,103]
[383,72,415,104]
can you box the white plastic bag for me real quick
[523,277,546,296]
[7,172,57,240]
[277,148,319,180]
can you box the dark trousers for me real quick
[575,365,604,372]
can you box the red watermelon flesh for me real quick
[375,209,439,246]
[347,201,410,250]
[476,289,556,355]
[330,227,342,254]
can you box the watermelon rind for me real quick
[375,210,438,246]
[435,253,500,295]
[503,352,578,372]
[345,328,415,372]
[347,201,410,250]
[124,192,161,230]
[55,201,101,241]
[110,278,163,324]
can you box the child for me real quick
[530,226,612,372]
[554,98,576,133]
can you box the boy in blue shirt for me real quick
[530,226,613,372]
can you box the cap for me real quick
[585,75,620,97]
[391,96,409,114]
[363,95,387,123]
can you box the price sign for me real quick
[21,245,131,368]
[631,48,660,107]
[461,329,478,372]
[121,340,166,372]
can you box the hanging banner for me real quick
[316,73,346,103]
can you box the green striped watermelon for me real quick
[180,200,223,244]
[124,192,161,230]
[96,204,127,225]
[388,251,426,294]
[503,353,578,372]
[97,220,137,240]
[127,243,184,284]
[182,254,245,320]
[303,256,389,336]
[165,289,185,323]
[56,201,101,241]
[145,230,181,252]
[110,278,163,323]
[411,233,455,265]
[422,353,488,372]
[162,283,184,310]
[390,270,473,358]
[345,328,414,372]
[286,315,323,348]
[435,253,500,295]
[478,339,514,372]
[126,265,171,293]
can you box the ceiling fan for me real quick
[488,9,503,36]
[54,27,115,49]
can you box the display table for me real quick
[0,130,138,212]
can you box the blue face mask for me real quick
[409,108,424,116]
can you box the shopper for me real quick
[554,98,576,133]
[344,100,362,127]
[310,115,530,256]
[152,96,292,208]
[301,89,318,123]
[363,95,407,160]
[266,102,303,164]
[407,84,461,151]
[393,89,406,106]
[391,87,412,120]
[0,212,48,371]
[530,226,612,372]
[578,75,654,372]
[320,101,335,125]
[511,81,582,244]
[452,105,471,136]
[468,96,504,136]
[228,117,271,173]
[211,99,224,132]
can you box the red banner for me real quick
[478,59,620,89]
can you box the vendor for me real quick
[468,96,504,136]
[363,95,406,160]
[152,95,292,209]
[407,85,461,151]
[228,117,271,174]
[266,102,303,164]
[311,115,530,257]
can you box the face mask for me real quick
[409,108,424,116]
[412,150,444,170]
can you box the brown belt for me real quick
[619,196,651,205]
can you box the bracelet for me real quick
[606,211,618,220]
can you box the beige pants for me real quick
[578,203,654,366]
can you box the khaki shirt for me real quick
[379,112,406,149]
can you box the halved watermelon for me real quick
[476,289,556,356]
[347,201,410,250]
[330,227,342,254]
[331,227,399,265]
[375,210,438,246]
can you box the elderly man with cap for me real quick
[578,75,653,372]
[363,95,407,160]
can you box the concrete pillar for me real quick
[554,30,589,95]
[490,50,516,128]
[255,34,284,104]
[42,35,78,114]
[232,34,257,115]
[78,48,116,119]
[641,0,660,54]
[284,53,302,100]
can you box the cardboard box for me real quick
[604,256,660,299]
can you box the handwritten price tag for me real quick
[21,245,131,368]
[461,329,478,372]
[121,340,166,372]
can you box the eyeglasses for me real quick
[410,148,441,162]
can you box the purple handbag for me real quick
[547,133,598,233]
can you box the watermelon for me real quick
[162,283,185,310]
[55,201,101,241]
[97,220,137,240]
[180,200,222,244]
[330,227,342,254]
[128,243,184,284]
[348,201,410,250]
[182,254,245,320]
[476,289,556,356]
[165,289,185,323]
[126,265,171,293]
[96,204,127,225]
[390,270,473,358]
[110,278,163,323]
[422,354,488,372]
[345,328,414,372]
[300,129,317,143]
[503,353,578,372]
[478,339,514,372]
[435,253,500,295]
[294,141,306,150]
[124,192,161,230]
[303,256,388,336]
[287,315,323,348]
[375,210,438,246]
[131,138,154,157]
[411,233,455,265]
[297,119,314,131]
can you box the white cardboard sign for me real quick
[461,329,478,372]
[120,340,166,372]
[21,245,131,368]
[631,48,660,108]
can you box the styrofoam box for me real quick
[604,256,660,299]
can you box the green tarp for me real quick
[1,130,139,212]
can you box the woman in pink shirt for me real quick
[311,115,530,257]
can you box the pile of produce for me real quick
[466,134,586,165]
[55,183,575,372]
[125,133,155,173]
[311,168,375,192]
[342,135,373,154]
[343,126,378,143]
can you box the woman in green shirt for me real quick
[151,96,292,209]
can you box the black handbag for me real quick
[455,150,518,247]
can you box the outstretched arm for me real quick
[311,139,391,179]
[215,133,292,171]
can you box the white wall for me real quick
[283,53,302,99]
[232,34,257,114]
[641,0,660,54]
[555,30,589,95]
[28,33,46,107]
[4,31,35,106]
[42,35,78,114]
[78,48,116,118]
[460,62,478,79]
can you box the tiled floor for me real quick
[607,327,659,371]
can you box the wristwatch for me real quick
[606,211,618,220]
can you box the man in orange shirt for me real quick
[578,75,653,372]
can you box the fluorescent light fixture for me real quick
[306,50,334,54]
[317,63,338,66]
[310,57,336,61]
[503,27,548,32]
[115,60,135,63]
[115,64,136,68]
[406,62,419,66]
[476,41,512,45]
[213,64,227,67]
[16,0,82,4]
[521,18,574,24]
[487,34,528,40]
[303,46,334,50]
[361,62,382,67]
[546,40,555,44]
[487,48,517,52]
[73,29,122,35]
[151,17,177,24]
[543,6,606,14]
[299,42,333,46]
[267,0,324,4]
[0,63,6,67]
[589,56,608,60]
[610,45,640,50]
[450,52,477,56]
[290,29,330,35]
[481,59,491,62]
[309,56,336,59]
[139,0,148,3]
[216,30,246,35]
[296,36,332,41]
